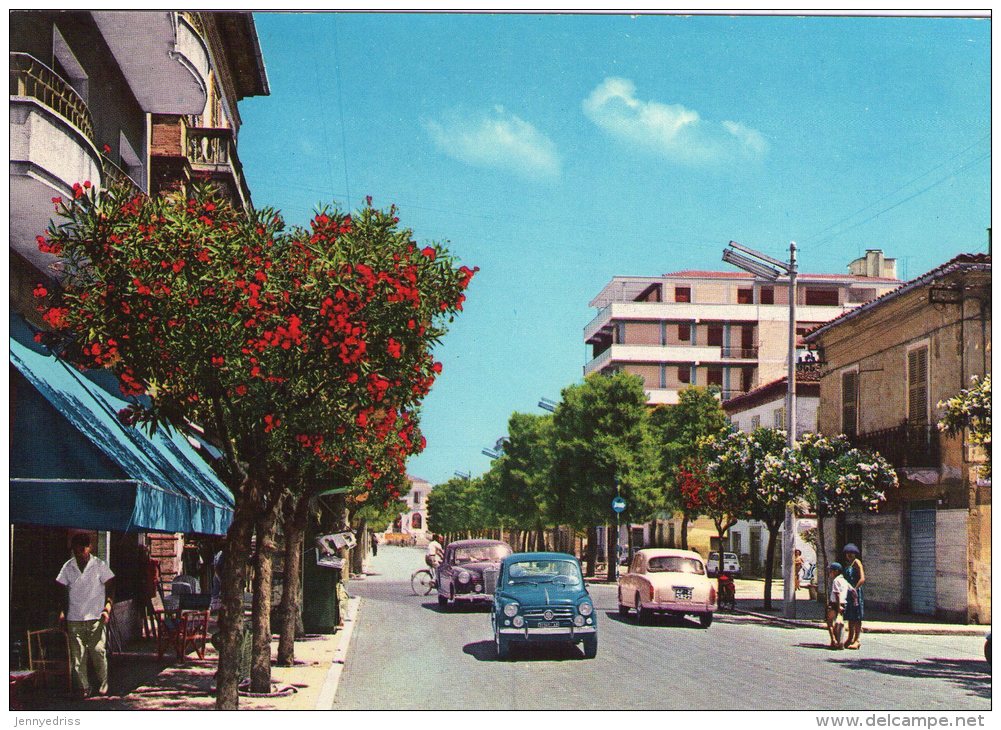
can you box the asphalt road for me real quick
[331,545,991,711]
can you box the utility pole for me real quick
[722,240,800,619]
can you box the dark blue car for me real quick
[491,552,597,660]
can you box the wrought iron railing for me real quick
[848,422,940,469]
[10,52,95,142]
[187,126,253,211]
[721,346,758,359]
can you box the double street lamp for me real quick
[723,240,800,619]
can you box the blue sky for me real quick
[237,12,991,486]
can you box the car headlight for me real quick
[512,616,525,628]
[503,602,519,617]
[573,615,585,627]
[578,601,593,616]
[458,571,471,584]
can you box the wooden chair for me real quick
[26,628,71,692]
[154,609,210,661]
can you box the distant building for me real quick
[584,250,899,405]
[390,475,433,543]
[805,253,991,623]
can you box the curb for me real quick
[314,596,361,709]
[731,607,986,636]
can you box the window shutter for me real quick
[841,371,858,437]
[908,348,929,425]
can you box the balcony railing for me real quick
[847,422,940,469]
[10,52,95,142]
[100,154,142,195]
[721,346,759,359]
[187,126,253,211]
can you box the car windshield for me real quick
[453,545,512,564]
[647,556,705,575]
[709,553,737,561]
[506,559,582,586]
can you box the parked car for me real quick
[492,552,597,659]
[437,539,512,608]
[706,551,741,577]
[617,548,717,627]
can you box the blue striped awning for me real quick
[9,315,234,535]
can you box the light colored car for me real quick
[617,548,717,627]
[706,551,741,577]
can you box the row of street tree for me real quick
[33,182,475,708]
[427,371,898,608]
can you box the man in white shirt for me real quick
[56,533,115,697]
[826,561,849,650]
[425,534,444,570]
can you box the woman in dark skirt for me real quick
[842,543,865,650]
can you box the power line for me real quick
[807,151,990,250]
[799,134,990,248]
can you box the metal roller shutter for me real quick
[910,508,936,615]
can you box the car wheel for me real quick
[700,612,714,629]
[496,632,510,660]
[437,592,448,608]
[617,588,629,617]
[582,634,598,659]
[634,593,648,624]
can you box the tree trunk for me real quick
[817,505,830,604]
[351,519,367,576]
[762,520,780,610]
[535,526,546,552]
[585,526,598,577]
[215,497,258,709]
[277,492,311,666]
[249,499,281,694]
[681,515,689,550]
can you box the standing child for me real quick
[826,562,849,649]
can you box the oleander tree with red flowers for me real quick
[34,182,476,709]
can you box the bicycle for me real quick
[411,565,437,596]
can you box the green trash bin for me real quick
[302,547,340,633]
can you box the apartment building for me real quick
[584,250,900,405]
[9,11,268,645]
[805,253,991,623]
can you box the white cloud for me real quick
[423,106,561,180]
[582,77,768,165]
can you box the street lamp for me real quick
[537,397,558,413]
[723,240,799,619]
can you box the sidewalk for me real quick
[728,578,986,636]
[17,597,360,711]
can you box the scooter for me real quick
[717,572,736,610]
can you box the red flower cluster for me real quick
[263,414,281,433]
[37,236,63,255]
[33,284,48,298]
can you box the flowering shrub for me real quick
[939,373,991,479]
[34,183,476,507]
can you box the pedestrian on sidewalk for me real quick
[826,562,849,649]
[370,532,379,557]
[793,549,804,591]
[842,544,865,650]
[56,533,115,698]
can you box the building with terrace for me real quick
[583,250,900,405]
[8,11,268,648]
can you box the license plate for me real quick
[674,588,693,600]
[537,621,560,628]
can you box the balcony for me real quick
[187,126,254,212]
[100,153,143,195]
[583,344,723,376]
[92,11,208,115]
[847,423,941,469]
[584,300,860,344]
[721,345,759,360]
[10,52,102,272]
